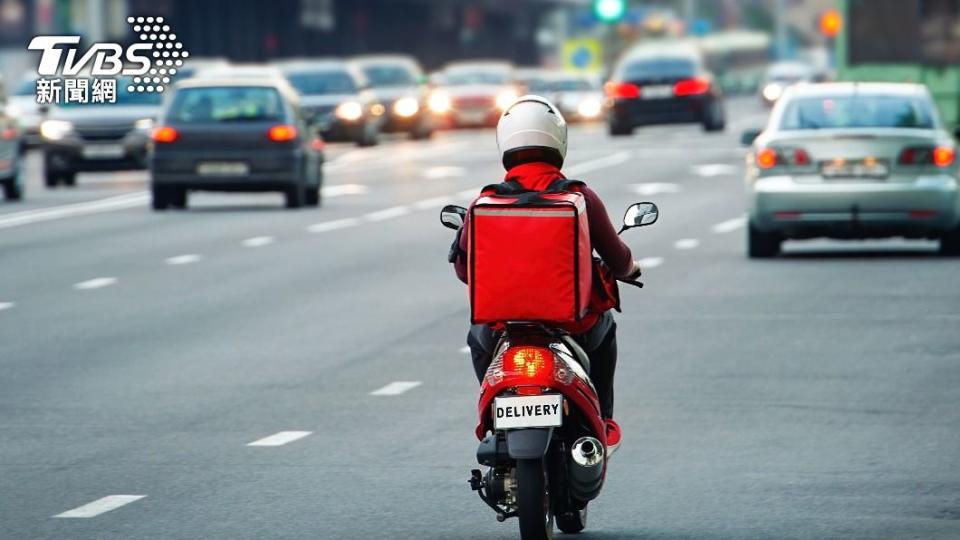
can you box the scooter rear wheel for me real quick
[516,458,553,540]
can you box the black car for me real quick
[605,48,725,136]
[148,76,324,210]
[279,60,382,147]
[39,79,160,187]
[351,55,435,139]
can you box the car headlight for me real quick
[134,118,154,131]
[762,83,783,102]
[40,119,74,141]
[427,92,451,113]
[577,98,602,118]
[393,97,419,118]
[335,101,364,121]
[496,90,518,110]
[6,103,22,117]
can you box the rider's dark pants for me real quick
[466,311,618,419]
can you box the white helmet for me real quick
[496,95,568,170]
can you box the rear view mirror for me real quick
[440,204,467,230]
[953,125,960,141]
[622,202,658,231]
[740,129,761,146]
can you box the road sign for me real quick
[563,38,602,72]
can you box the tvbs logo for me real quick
[28,36,152,76]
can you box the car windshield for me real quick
[444,71,508,86]
[14,79,36,96]
[286,70,357,95]
[167,86,284,123]
[622,57,697,80]
[361,65,415,87]
[57,80,163,107]
[779,95,936,130]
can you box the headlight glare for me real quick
[496,90,518,110]
[336,101,363,121]
[40,119,73,140]
[134,118,154,131]
[428,92,451,113]
[393,97,419,118]
[577,98,602,118]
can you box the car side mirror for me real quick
[953,125,960,141]
[440,204,467,230]
[621,202,658,231]
[740,128,761,146]
[38,104,50,115]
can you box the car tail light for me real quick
[310,138,325,152]
[1,127,17,140]
[605,82,640,99]
[151,126,178,143]
[933,146,955,167]
[756,148,778,169]
[899,145,955,167]
[268,124,297,142]
[909,210,938,219]
[793,148,811,166]
[673,77,710,96]
[505,346,553,379]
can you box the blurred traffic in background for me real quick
[2,1,960,539]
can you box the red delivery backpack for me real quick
[468,178,592,324]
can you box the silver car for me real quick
[742,82,960,257]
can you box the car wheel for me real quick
[703,102,726,132]
[748,222,781,258]
[44,171,61,188]
[410,120,434,140]
[357,122,379,147]
[608,122,632,137]
[171,189,188,210]
[62,172,77,187]
[2,180,22,201]
[151,186,171,211]
[303,185,320,207]
[285,184,304,209]
[940,228,960,256]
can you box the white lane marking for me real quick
[307,217,360,233]
[74,277,118,290]
[53,495,145,518]
[692,163,737,177]
[165,254,202,266]
[0,192,148,230]
[370,381,422,396]
[0,302,14,311]
[242,236,275,248]
[425,166,466,179]
[459,346,471,354]
[365,206,411,222]
[564,151,632,176]
[413,196,456,210]
[247,431,313,447]
[322,184,369,197]
[456,188,481,201]
[637,257,664,269]
[674,239,700,250]
[712,215,747,234]
[631,182,681,195]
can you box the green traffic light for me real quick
[594,0,626,23]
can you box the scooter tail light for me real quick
[504,346,554,379]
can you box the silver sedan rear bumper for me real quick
[749,174,960,238]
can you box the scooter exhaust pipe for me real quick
[569,436,604,501]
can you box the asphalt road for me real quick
[1,97,959,540]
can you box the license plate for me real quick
[82,144,124,159]
[457,110,488,124]
[197,161,249,176]
[641,85,673,99]
[821,159,889,179]
[493,394,563,430]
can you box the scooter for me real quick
[441,201,659,539]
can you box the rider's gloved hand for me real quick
[625,261,642,281]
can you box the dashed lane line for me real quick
[370,381,422,396]
[0,302,14,311]
[53,495,146,518]
[674,239,700,250]
[242,236,275,248]
[322,184,369,197]
[307,217,361,233]
[631,183,681,196]
[165,254,202,265]
[0,192,148,230]
[424,166,467,179]
[365,206,411,222]
[459,346,471,354]
[564,151,632,176]
[412,196,456,211]
[74,277,118,290]
[247,431,313,447]
[637,257,664,269]
[712,216,747,234]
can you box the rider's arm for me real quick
[581,186,637,279]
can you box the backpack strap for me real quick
[478,178,587,204]
[543,178,586,193]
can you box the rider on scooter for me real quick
[451,95,642,453]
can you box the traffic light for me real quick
[819,9,842,38]
[593,0,626,24]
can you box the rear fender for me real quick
[506,428,554,459]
